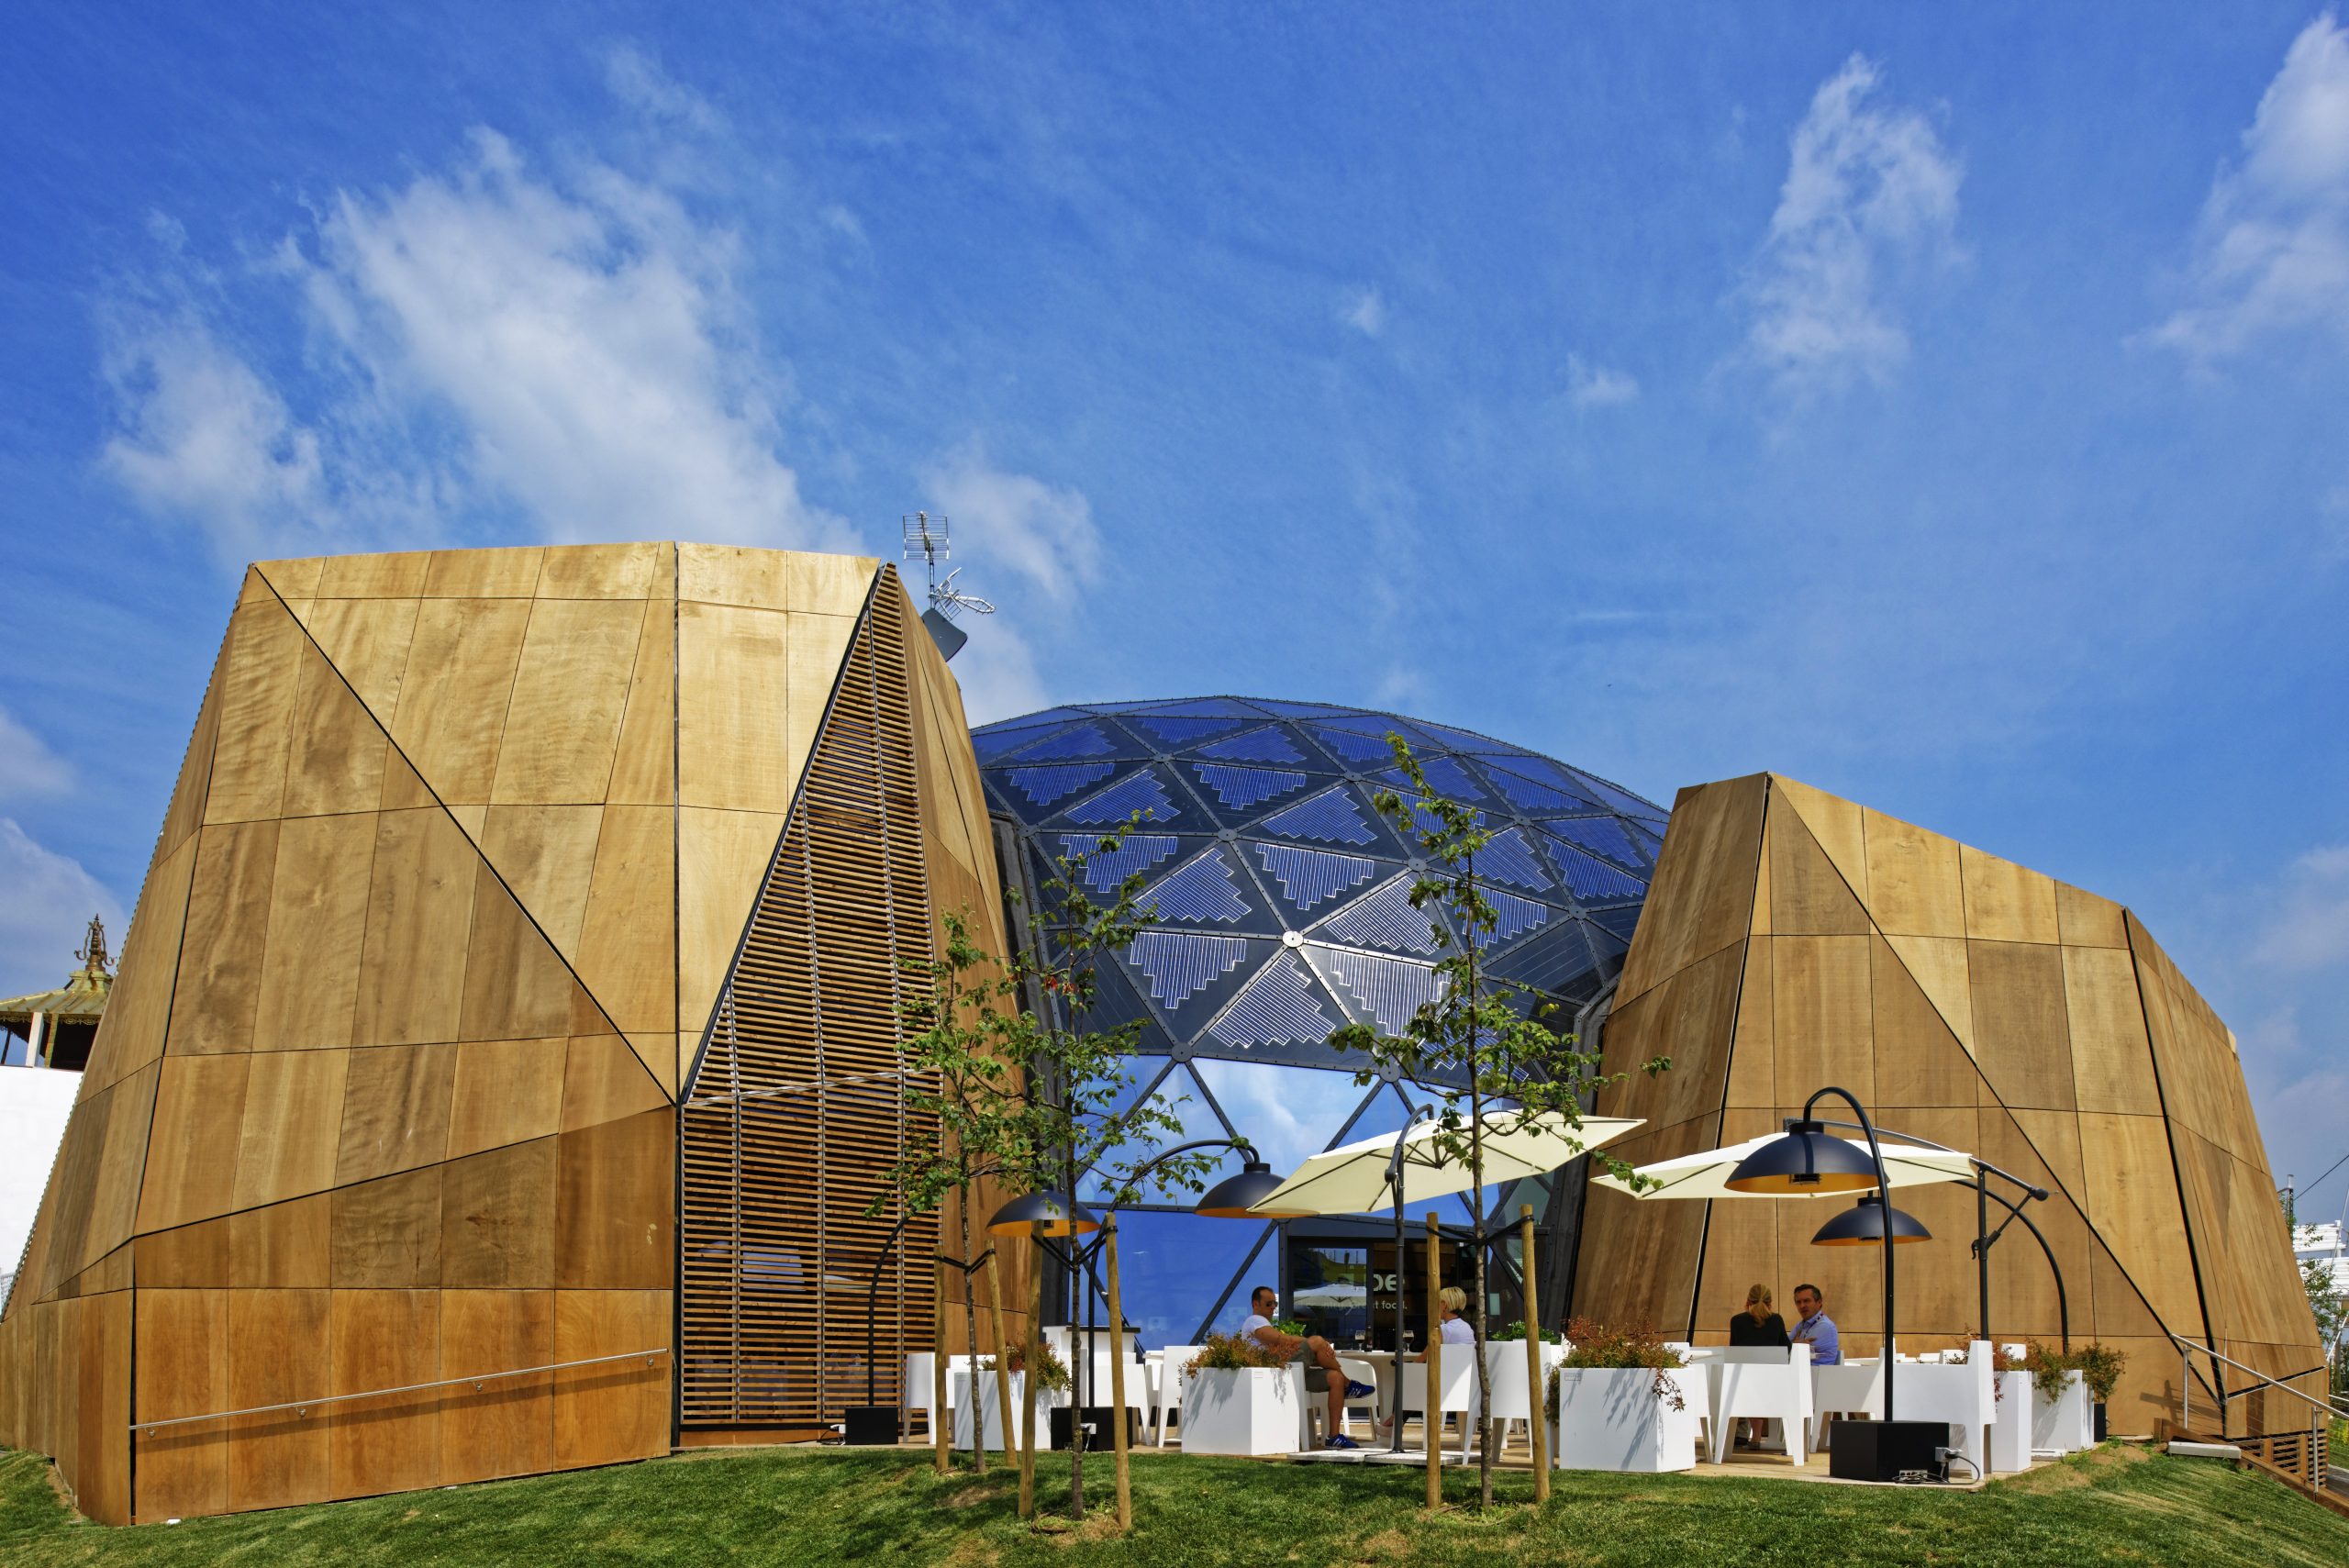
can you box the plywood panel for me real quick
[678,602,802,812]
[1881,933,1975,1059]
[425,546,542,598]
[561,1034,670,1132]
[605,594,674,806]
[677,806,786,1044]
[232,1049,351,1209]
[1613,774,1766,1005]
[439,1290,554,1484]
[281,639,390,817]
[1724,939,1775,1109]
[2055,882,2130,949]
[1967,940,2076,1111]
[479,805,605,960]
[230,1195,331,1288]
[1771,936,1873,1108]
[318,550,430,598]
[254,556,326,599]
[539,541,659,599]
[1861,807,1965,939]
[1766,801,1868,936]
[387,597,531,806]
[82,833,197,1095]
[785,611,858,786]
[226,1288,329,1512]
[1870,936,1978,1108]
[680,541,793,610]
[573,805,675,1040]
[328,1289,440,1499]
[1960,845,2061,944]
[251,813,376,1051]
[85,1064,161,1272]
[330,1165,445,1288]
[1771,776,1867,897]
[1570,1116,1717,1339]
[457,874,578,1044]
[300,595,421,717]
[169,819,281,1054]
[334,1042,458,1185]
[557,1108,673,1289]
[552,1290,670,1468]
[446,1037,566,1159]
[442,1140,559,1288]
[351,809,479,1048]
[787,552,879,617]
[156,659,223,871]
[134,1289,228,1520]
[2063,945,2160,1116]
[73,1291,132,1525]
[1972,1106,2099,1343]
[205,601,306,824]
[2087,1231,2167,1341]
[492,599,646,805]
[135,1215,233,1288]
[2077,1111,2204,1335]
[139,1055,252,1234]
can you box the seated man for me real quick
[1789,1282,1839,1365]
[1239,1285,1379,1451]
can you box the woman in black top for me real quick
[1729,1283,1789,1347]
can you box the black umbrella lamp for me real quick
[1195,1154,1311,1218]
[1810,1192,1932,1246]
[985,1190,1103,1238]
[1723,1119,1881,1194]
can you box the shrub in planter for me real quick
[1542,1318,1686,1418]
[1181,1332,1298,1455]
[1490,1320,1566,1344]
[1185,1331,1287,1374]
[1543,1318,1696,1473]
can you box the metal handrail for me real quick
[129,1348,669,1433]
[2171,1331,2347,1434]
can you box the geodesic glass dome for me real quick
[972,696,1670,1344]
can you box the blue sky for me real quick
[4,4,2346,1215]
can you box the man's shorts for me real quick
[1290,1340,1330,1391]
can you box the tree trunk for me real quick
[1470,1092,1492,1507]
[1065,1146,1085,1519]
[959,1189,986,1474]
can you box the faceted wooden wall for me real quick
[0,544,1011,1519]
[1575,773,2323,1439]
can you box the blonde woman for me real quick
[1729,1284,1788,1449]
[1379,1286,1475,1437]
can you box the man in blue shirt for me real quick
[1790,1283,1840,1365]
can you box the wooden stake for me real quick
[933,1256,952,1473]
[1105,1220,1132,1531]
[1520,1203,1549,1499]
[1426,1211,1442,1510]
[984,1246,1019,1477]
[1019,1233,1042,1518]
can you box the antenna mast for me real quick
[901,511,994,661]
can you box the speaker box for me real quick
[1826,1418,1947,1482]
[1049,1406,1139,1451]
[841,1406,902,1446]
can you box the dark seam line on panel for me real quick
[2125,916,2224,1411]
[667,544,685,1448]
[250,573,659,1099]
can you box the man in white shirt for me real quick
[1240,1284,1379,1450]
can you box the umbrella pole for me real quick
[1391,1184,1409,1452]
[1520,1203,1548,1496]
[1425,1211,1442,1509]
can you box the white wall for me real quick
[0,1067,81,1307]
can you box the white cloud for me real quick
[1739,54,1964,401]
[0,709,74,802]
[919,439,1100,603]
[2253,843,2349,972]
[104,118,853,558]
[2147,15,2349,359]
[0,820,125,1001]
[1341,286,1387,338]
[943,620,1051,728]
[603,43,722,136]
[1564,352,1640,409]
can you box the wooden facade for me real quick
[0,544,1018,1522]
[1575,774,2324,1438]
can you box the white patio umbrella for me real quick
[1587,1131,1974,1202]
[1292,1282,1368,1308]
[1248,1110,1645,1218]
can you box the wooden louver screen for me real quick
[679,574,940,1429]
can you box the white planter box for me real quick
[1990,1372,2033,1473]
[2031,1371,2092,1454]
[1181,1366,1301,1456]
[946,1368,1056,1451]
[1551,1366,1700,1473]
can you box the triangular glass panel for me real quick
[1319,948,1444,1034]
[1540,835,1650,902]
[1189,762,1311,813]
[1002,721,1122,763]
[1413,720,1510,753]
[1133,696,1269,718]
[1080,1062,1233,1203]
[1252,842,1380,916]
[1313,711,1442,747]
[992,705,1093,729]
[1476,827,1554,892]
[1259,784,1378,847]
[1314,875,1446,957]
[1068,950,1165,1040]
[1247,697,1358,718]
[1136,847,1252,926]
[1477,761,1602,816]
[1195,726,1307,765]
[1586,908,1640,946]
[1204,952,1345,1053]
[1194,1058,1371,1179]
[1056,831,1181,891]
[1332,1084,1422,1153]
[1564,767,1667,819]
[1486,921,1602,996]
[1371,754,1487,805]
[1131,713,1254,748]
[1544,815,1642,867]
[999,761,1118,816]
[1063,769,1180,826]
[1470,888,1553,951]
[1125,931,1250,1011]
[973,718,1069,761]
[1307,724,1397,767]
[1107,1209,1275,1344]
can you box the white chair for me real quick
[1481,1341,1564,1456]
[1809,1357,1885,1449]
[1153,1346,1204,1447]
[906,1351,938,1438]
[1399,1354,1479,1460]
[1709,1343,1812,1464]
[1338,1355,1381,1438]
[1890,1341,1995,1475]
[1296,1355,1385,1446]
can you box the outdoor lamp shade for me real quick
[1194,1161,1308,1218]
[1810,1194,1932,1246]
[1723,1119,1883,1194]
[985,1190,1101,1237]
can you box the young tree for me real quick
[2303,1257,2345,1394]
[1330,735,1667,1509]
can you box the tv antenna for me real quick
[902,511,993,660]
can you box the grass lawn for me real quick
[4,1441,2343,1566]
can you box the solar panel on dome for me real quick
[1374,755,1486,802]
[1317,875,1444,956]
[1566,768,1666,819]
[1476,826,1554,891]
[1477,762,1602,816]
[1259,784,1376,845]
[1544,815,1642,866]
[1323,948,1443,1034]
[1488,921,1603,995]
[1252,843,1378,914]
[1306,725,1395,765]
[974,720,1069,760]
[1127,931,1249,1008]
[1138,849,1252,924]
[1206,954,1342,1051]
[1133,714,1253,746]
[1414,720,1510,752]
[1588,906,1642,944]
[1475,888,1553,948]
[1007,762,1117,807]
[1544,837,1647,902]
[1135,697,1266,719]
[1059,831,1180,890]
[1195,727,1307,764]
[1245,698,1359,718]
[1003,722,1119,762]
[1065,771,1178,825]
[1192,762,1309,811]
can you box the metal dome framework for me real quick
[974,696,1670,1342]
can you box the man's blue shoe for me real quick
[1323,1433,1360,1450]
[1344,1379,1377,1399]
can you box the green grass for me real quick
[3,1441,2343,1567]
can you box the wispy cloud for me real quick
[0,707,77,802]
[1564,352,1639,409]
[2145,14,2349,361]
[0,819,124,999]
[1341,286,1387,338]
[1737,54,1964,402]
[602,42,722,136]
[919,439,1100,603]
[2252,843,2349,973]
